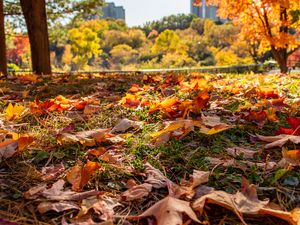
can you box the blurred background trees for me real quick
[2,1,286,72]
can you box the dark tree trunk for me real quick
[0,0,7,77]
[20,0,51,75]
[271,48,288,74]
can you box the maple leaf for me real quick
[264,107,279,122]
[67,160,101,192]
[139,196,201,225]
[120,94,140,108]
[17,74,38,84]
[111,118,143,133]
[24,179,100,201]
[122,183,153,201]
[256,87,279,99]
[76,196,121,221]
[38,201,79,214]
[193,178,300,225]
[247,110,267,127]
[4,103,27,121]
[0,139,18,161]
[144,162,170,189]
[256,134,300,149]
[226,147,257,159]
[40,163,65,181]
[191,91,210,113]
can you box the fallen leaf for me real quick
[62,215,114,225]
[24,179,100,201]
[67,161,101,192]
[0,139,18,160]
[256,134,300,148]
[4,103,27,121]
[247,110,267,127]
[190,170,209,189]
[226,147,257,159]
[18,136,35,151]
[144,163,169,189]
[205,157,277,170]
[139,196,201,225]
[122,183,152,201]
[83,104,101,115]
[111,118,143,133]
[282,148,300,165]
[193,178,300,225]
[38,201,79,214]
[41,163,65,181]
[77,196,121,221]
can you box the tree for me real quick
[20,0,51,74]
[109,44,139,69]
[141,14,196,35]
[152,29,188,55]
[4,0,105,74]
[7,35,30,67]
[0,0,7,76]
[68,27,101,70]
[206,0,300,73]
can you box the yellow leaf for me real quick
[4,103,27,121]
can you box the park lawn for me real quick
[0,72,299,225]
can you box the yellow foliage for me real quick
[4,103,27,121]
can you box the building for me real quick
[102,2,125,20]
[190,0,218,21]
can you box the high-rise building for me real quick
[190,0,218,21]
[102,2,125,20]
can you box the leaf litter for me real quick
[0,72,299,224]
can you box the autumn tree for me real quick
[0,0,7,76]
[3,0,104,74]
[20,0,51,75]
[152,29,188,55]
[68,27,101,70]
[206,0,300,73]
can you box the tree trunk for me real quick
[271,47,288,74]
[0,0,7,77]
[20,0,51,75]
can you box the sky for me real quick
[110,0,190,27]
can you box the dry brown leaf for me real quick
[24,179,100,201]
[38,201,79,214]
[192,189,269,218]
[139,196,201,225]
[111,118,143,133]
[193,179,300,225]
[144,163,169,189]
[205,157,277,170]
[226,147,257,159]
[0,139,18,161]
[41,163,65,181]
[62,215,114,225]
[57,129,110,146]
[201,115,225,127]
[256,134,300,149]
[190,170,209,189]
[122,183,152,201]
[83,104,101,115]
[77,196,121,221]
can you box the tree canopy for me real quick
[205,0,300,72]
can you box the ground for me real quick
[0,72,299,225]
